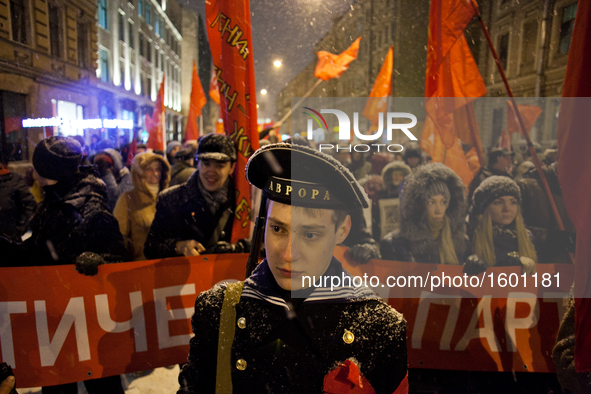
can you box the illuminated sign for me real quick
[21,118,134,129]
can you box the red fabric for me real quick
[0,163,10,176]
[206,0,260,242]
[420,116,473,186]
[146,76,166,152]
[392,373,409,394]
[126,129,138,167]
[363,46,393,129]
[322,359,376,394]
[506,101,543,135]
[498,128,511,150]
[453,102,485,167]
[556,0,591,372]
[314,37,361,81]
[186,61,207,141]
[209,67,221,106]
[423,0,486,149]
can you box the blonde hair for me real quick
[472,206,537,266]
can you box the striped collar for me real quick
[241,258,378,309]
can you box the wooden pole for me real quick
[470,1,567,235]
[275,79,323,129]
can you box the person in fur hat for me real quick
[380,161,411,200]
[93,148,133,211]
[113,152,171,261]
[466,176,537,274]
[380,163,468,264]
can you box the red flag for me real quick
[363,46,393,129]
[146,75,165,152]
[206,0,260,242]
[126,129,138,167]
[423,0,486,148]
[420,117,474,186]
[314,37,361,81]
[498,128,511,150]
[506,101,543,134]
[186,61,207,141]
[209,66,220,106]
[420,0,486,186]
[556,0,591,372]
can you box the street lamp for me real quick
[261,89,267,95]
[273,60,282,68]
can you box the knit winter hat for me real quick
[33,136,82,181]
[166,141,182,154]
[426,180,450,203]
[472,175,521,216]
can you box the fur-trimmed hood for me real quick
[381,161,412,189]
[131,152,171,196]
[399,163,468,257]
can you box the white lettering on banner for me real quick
[95,291,148,352]
[455,296,501,352]
[35,298,90,367]
[0,302,27,367]
[505,292,539,353]
[412,291,461,350]
[154,285,196,349]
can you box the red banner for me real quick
[206,0,260,242]
[0,255,246,388]
[0,251,573,388]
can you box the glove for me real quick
[349,243,381,265]
[75,252,105,276]
[0,363,17,394]
[463,254,488,276]
[210,239,251,254]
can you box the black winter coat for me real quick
[178,259,407,394]
[144,171,235,259]
[1,167,127,267]
[0,170,36,241]
[169,162,196,188]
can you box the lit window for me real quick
[100,49,110,83]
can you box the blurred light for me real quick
[260,89,267,95]
[256,104,259,108]
[273,60,282,68]
[22,118,133,129]
[281,134,290,141]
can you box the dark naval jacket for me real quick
[178,258,407,394]
[144,170,235,259]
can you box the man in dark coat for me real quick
[0,136,128,393]
[468,147,514,202]
[0,163,36,241]
[144,134,249,259]
[168,146,197,187]
[177,143,408,394]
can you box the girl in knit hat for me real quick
[467,176,537,274]
[380,163,468,264]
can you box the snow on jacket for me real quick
[144,170,235,259]
[3,166,128,267]
[380,163,468,263]
[113,152,170,261]
[178,258,407,394]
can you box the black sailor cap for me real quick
[246,143,369,211]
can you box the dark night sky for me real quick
[181,0,357,120]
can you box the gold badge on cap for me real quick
[343,329,355,344]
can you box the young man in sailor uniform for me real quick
[177,143,408,394]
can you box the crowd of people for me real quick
[0,132,578,393]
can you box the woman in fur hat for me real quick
[113,152,170,261]
[467,176,537,274]
[380,163,468,264]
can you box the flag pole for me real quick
[275,79,323,129]
[470,0,568,236]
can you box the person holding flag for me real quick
[144,133,250,259]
